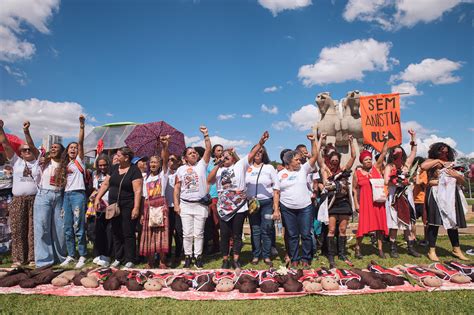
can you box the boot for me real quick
[389,241,399,258]
[427,247,439,262]
[327,237,336,268]
[407,240,421,257]
[452,247,469,261]
[338,236,353,267]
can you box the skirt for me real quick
[425,186,467,228]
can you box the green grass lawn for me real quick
[1,235,473,314]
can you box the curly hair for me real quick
[428,142,456,161]
[56,142,78,188]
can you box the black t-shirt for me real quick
[108,164,142,203]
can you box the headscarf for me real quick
[359,150,372,163]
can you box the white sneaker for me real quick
[60,256,76,267]
[75,256,87,269]
[97,259,110,267]
[111,260,121,268]
[93,256,101,264]
[124,262,134,269]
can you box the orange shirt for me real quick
[413,170,427,203]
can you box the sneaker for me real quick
[60,256,76,267]
[75,256,87,269]
[183,256,192,269]
[111,260,121,268]
[195,255,204,269]
[97,259,110,267]
[271,247,278,257]
[124,262,135,269]
[11,262,22,268]
[93,256,101,264]
[28,261,36,268]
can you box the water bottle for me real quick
[264,214,273,220]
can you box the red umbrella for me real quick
[0,133,24,156]
[124,121,185,158]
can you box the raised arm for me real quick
[199,126,212,164]
[23,121,40,159]
[248,131,269,163]
[307,133,319,169]
[316,133,326,169]
[78,115,85,160]
[343,135,356,171]
[160,135,170,173]
[374,134,389,172]
[207,159,222,185]
[0,120,14,160]
[405,129,417,169]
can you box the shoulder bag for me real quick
[248,165,263,215]
[106,167,129,220]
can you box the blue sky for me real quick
[0,0,473,160]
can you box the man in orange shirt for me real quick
[413,157,428,246]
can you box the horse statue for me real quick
[314,92,340,140]
[340,90,363,146]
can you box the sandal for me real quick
[264,259,273,267]
[11,262,21,268]
[251,258,259,265]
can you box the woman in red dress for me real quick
[353,137,389,258]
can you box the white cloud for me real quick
[258,0,312,16]
[0,0,60,62]
[343,0,464,31]
[402,134,458,158]
[217,114,236,120]
[401,121,437,137]
[242,114,252,119]
[0,98,93,141]
[261,104,279,115]
[185,135,251,149]
[390,58,463,85]
[284,35,294,40]
[290,104,321,131]
[391,81,422,96]
[263,85,281,93]
[272,121,292,130]
[105,112,114,117]
[298,38,396,86]
[3,65,28,85]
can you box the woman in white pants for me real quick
[174,126,211,269]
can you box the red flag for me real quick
[96,139,104,157]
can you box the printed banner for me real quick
[360,93,401,152]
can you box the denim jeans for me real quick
[63,190,87,257]
[280,203,314,262]
[34,189,67,267]
[249,198,274,259]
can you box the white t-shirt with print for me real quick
[143,172,167,199]
[165,169,177,207]
[65,157,86,192]
[245,164,280,201]
[216,155,250,213]
[39,159,62,191]
[278,161,315,209]
[93,172,109,201]
[0,164,13,190]
[176,159,208,201]
[11,154,41,196]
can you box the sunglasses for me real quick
[21,148,32,152]
[169,158,178,162]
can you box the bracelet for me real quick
[204,134,209,138]
[410,141,417,146]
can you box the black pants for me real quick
[220,212,246,257]
[111,199,137,264]
[427,225,459,247]
[93,212,113,258]
[168,207,183,258]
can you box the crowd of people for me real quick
[0,116,470,271]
